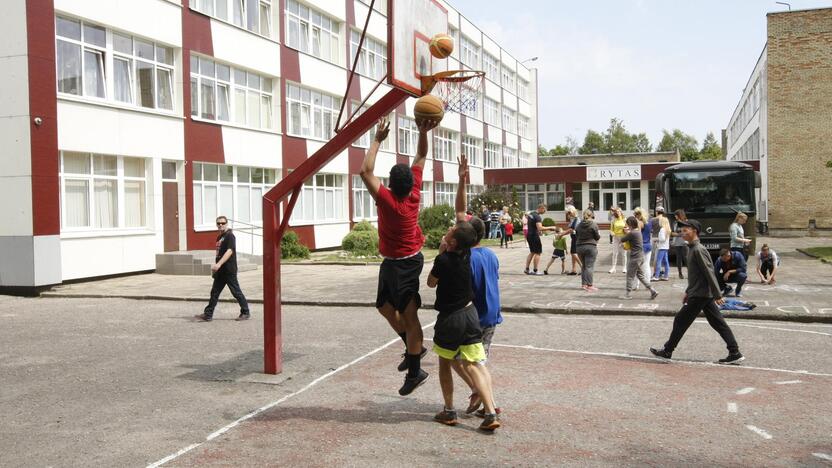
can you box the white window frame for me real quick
[286,83,341,140]
[485,142,501,169]
[519,151,531,168]
[433,128,458,162]
[462,135,482,167]
[291,173,346,223]
[190,0,273,37]
[191,54,275,129]
[460,35,480,70]
[352,175,388,220]
[518,115,530,138]
[503,147,518,168]
[192,162,278,228]
[351,102,394,150]
[350,30,387,80]
[483,52,499,83]
[501,65,516,90]
[397,116,418,156]
[484,97,500,126]
[517,77,529,101]
[502,106,517,133]
[420,181,433,209]
[285,0,340,64]
[435,182,457,207]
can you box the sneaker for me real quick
[479,413,502,431]
[397,347,428,372]
[465,393,482,414]
[679,273,685,279]
[194,313,212,322]
[586,285,599,292]
[609,269,616,274]
[650,289,659,300]
[568,272,578,276]
[622,269,627,274]
[723,285,734,296]
[619,294,633,300]
[524,269,532,275]
[475,407,503,418]
[398,369,429,396]
[660,277,669,281]
[650,346,672,359]
[235,313,251,321]
[718,353,745,365]
[434,409,459,426]
[543,270,549,275]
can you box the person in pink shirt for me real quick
[360,116,439,396]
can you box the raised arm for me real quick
[359,117,390,199]
[412,118,440,169]
[455,154,469,222]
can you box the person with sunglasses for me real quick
[194,215,250,322]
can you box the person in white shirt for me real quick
[652,215,672,280]
[756,243,780,285]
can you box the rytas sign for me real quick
[587,165,641,181]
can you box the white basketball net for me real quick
[432,71,485,113]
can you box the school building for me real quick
[1,0,539,293]
[723,6,832,236]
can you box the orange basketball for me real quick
[414,94,445,122]
[429,34,454,59]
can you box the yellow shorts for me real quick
[433,342,487,363]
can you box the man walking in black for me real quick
[195,215,250,322]
[650,219,744,364]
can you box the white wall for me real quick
[61,234,159,280]
[222,127,282,168]
[55,0,182,47]
[211,20,281,77]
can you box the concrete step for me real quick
[156,251,260,275]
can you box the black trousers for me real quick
[674,245,688,274]
[204,271,250,318]
[760,260,774,278]
[663,296,739,354]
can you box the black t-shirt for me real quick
[430,250,473,314]
[527,212,542,238]
[215,230,238,274]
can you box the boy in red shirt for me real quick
[360,116,439,395]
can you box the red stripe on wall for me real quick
[183,8,214,55]
[27,0,59,236]
[290,225,316,250]
[433,159,444,182]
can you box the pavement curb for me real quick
[796,248,832,264]
[37,292,832,324]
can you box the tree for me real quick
[564,136,580,155]
[633,133,652,153]
[549,145,571,156]
[699,132,723,160]
[579,130,606,154]
[657,129,699,161]
[604,118,638,153]
[537,144,548,157]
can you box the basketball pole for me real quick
[262,87,411,375]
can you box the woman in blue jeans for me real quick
[653,215,672,280]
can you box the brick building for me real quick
[724,7,832,236]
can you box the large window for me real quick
[56,16,174,110]
[435,182,457,207]
[350,30,387,80]
[352,176,388,220]
[518,115,530,138]
[460,87,481,120]
[503,147,517,168]
[351,103,394,150]
[60,152,148,230]
[192,163,277,227]
[398,117,418,156]
[519,151,531,168]
[433,129,458,162]
[485,142,501,169]
[285,0,340,64]
[502,107,517,133]
[466,184,484,206]
[191,55,274,129]
[517,78,529,101]
[286,83,341,139]
[546,183,565,211]
[483,52,499,83]
[501,65,516,90]
[460,35,480,70]
[190,0,272,37]
[420,182,433,209]
[448,27,460,59]
[292,174,346,222]
[462,135,482,167]
[484,97,500,126]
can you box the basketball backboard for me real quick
[388,0,448,96]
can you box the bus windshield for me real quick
[668,170,754,214]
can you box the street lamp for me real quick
[521,56,539,65]
[775,1,791,10]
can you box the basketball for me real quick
[429,34,454,59]
[414,94,445,122]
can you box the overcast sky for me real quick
[447,0,832,149]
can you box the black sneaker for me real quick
[718,353,745,365]
[650,346,672,359]
[235,313,251,321]
[194,313,212,322]
[397,347,428,372]
[650,289,659,300]
[434,409,459,426]
[479,413,501,431]
[398,369,429,396]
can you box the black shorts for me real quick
[376,252,423,312]
[552,249,566,259]
[433,303,483,352]
[528,235,542,254]
[570,236,577,253]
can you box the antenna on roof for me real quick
[775,1,791,11]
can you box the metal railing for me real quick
[228,218,262,256]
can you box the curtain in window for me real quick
[201,79,216,119]
[156,68,173,110]
[217,84,230,121]
[204,186,218,222]
[64,179,89,227]
[94,179,117,228]
[233,0,244,27]
[136,60,155,108]
[261,95,272,129]
[114,57,133,103]
[251,187,263,221]
[246,0,259,33]
[234,88,246,124]
[194,185,203,226]
[247,91,260,128]
[82,49,105,97]
[220,185,234,219]
[237,187,250,222]
[287,16,299,49]
[259,2,271,35]
[216,0,228,20]
[124,180,146,227]
[57,41,82,95]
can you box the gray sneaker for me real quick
[650,289,659,300]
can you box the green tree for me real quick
[579,130,606,154]
[537,144,549,157]
[549,145,571,156]
[699,132,723,160]
[633,133,652,153]
[604,118,638,153]
[658,129,699,161]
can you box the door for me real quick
[162,181,179,252]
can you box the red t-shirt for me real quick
[376,165,425,258]
[505,222,514,235]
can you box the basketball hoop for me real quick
[422,70,485,113]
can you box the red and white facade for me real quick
[1,0,538,290]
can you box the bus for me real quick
[655,161,762,256]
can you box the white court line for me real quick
[147,320,437,468]
[727,402,738,413]
[746,425,773,440]
[813,453,832,462]
[491,344,832,378]
[736,387,756,395]
[775,380,803,385]
[503,313,832,330]
[730,323,832,337]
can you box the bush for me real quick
[470,186,524,228]
[352,220,377,232]
[542,217,555,227]
[513,221,522,233]
[281,231,310,259]
[342,230,379,257]
[424,228,447,250]
[418,204,455,232]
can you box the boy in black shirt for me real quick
[195,216,250,322]
[427,220,501,432]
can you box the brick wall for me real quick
[538,151,679,167]
[767,8,832,233]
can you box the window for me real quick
[546,183,564,211]
[462,136,482,167]
[485,142,501,168]
[483,52,499,82]
[352,176,388,220]
[502,147,517,168]
[356,0,387,14]
[502,107,517,133]
[629,181,641,210]
[501,65,516,90]
[572,183,583,210]
[350,30,387,80]
[517,78,529,101]
[56,17,105,98]
[291,174,345,222]
[435,182,457,207]
[192,162,277,226]
[448,27,459,58]
[191,0,272,36]
[526,184,545,211]
[191,55,274,128]
[351,103,394,150]
[285,0,340,64]
[518,115,530,138]
[466,184,483,206]
[60,152,149,230]
[484,97,500,126]
[420,182,433,209]
[460,86,481,120]
[397,117,418,156]
[589,182,600,211]
[433,129,457,162]
[519,151,530,168]
[460,35,480,70]
[286,83,341,139]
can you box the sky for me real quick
[446,0,832,150]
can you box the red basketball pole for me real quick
[262,87,410,374]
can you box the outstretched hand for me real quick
[416,117,440,133]
[457,154,469,182]
[374,116,390,142]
